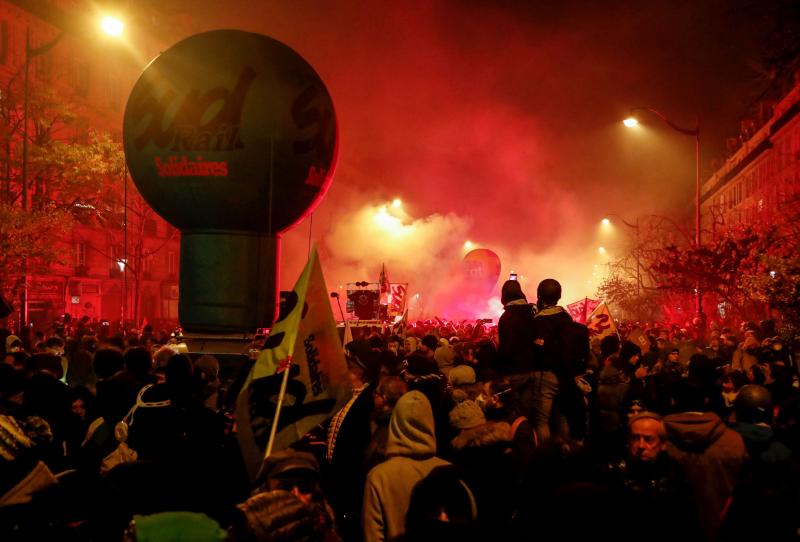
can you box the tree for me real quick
[596,274,661,322]
[0,201,71,302]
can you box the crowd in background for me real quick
[1,280,800,541]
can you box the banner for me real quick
[567,297,600,324]
[586,301,618,341]
[237,247,349,480]
[388,283,408,318]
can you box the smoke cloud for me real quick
[174,0,771,319]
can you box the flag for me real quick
[379,263,390,304]
[586,301,619,341]
[567,297,601,324]
[236,247,350,481]
[392,308,408,339]
[342,319,354,350]
[388,283,408,318]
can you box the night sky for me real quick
[160,0,780,317]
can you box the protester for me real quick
[362,390,450,542]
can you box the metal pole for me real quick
[123,165,128,327]
[19,29,31,334]
[695,131,704,326]
[635,216,640,297]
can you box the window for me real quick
[168,251,177,275]
[76,241,87,267]
[0,21,8,65]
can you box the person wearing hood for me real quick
[497,280,536,377]
[663,377,747,541]
[448,400,515,537]
[362,390,450,542]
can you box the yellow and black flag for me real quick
[236,247,349,481]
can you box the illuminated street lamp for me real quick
[624,107,704,328]
[464,240,474,250]
[100,16,125,36]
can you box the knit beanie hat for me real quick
[236,490,329,542]
[259,449,320,486]
[133,511,227,542]
[449,400,486,430]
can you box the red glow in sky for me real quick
[170,0,777,316]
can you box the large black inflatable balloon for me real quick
[124,30,338,332]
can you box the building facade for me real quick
[0,0,187,330]
[700,76,800,238]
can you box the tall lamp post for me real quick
[623,108,704,329]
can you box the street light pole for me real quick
[625,107,704,329]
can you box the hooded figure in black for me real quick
[497,280,536,377]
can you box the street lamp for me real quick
[100,16,125,37]
[623,107,704,328]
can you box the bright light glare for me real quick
[623,117,639,128]
[391,198,402,208]
[770,270,777,278]
[464,240,474,250]
[601,218,611,226]
[598,246,606,253]
[374,206,408,235]
[100,16,124,36]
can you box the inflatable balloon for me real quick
[124,30,338,332]
[462,248,501,291]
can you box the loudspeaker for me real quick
[348,290,378,320]
[0,295,13,319]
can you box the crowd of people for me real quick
[1,279,800,541]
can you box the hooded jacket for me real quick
[362,390,450,542]
[497,300,536,375]
[664,412,747,540]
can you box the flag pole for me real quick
[256,358,293,480]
